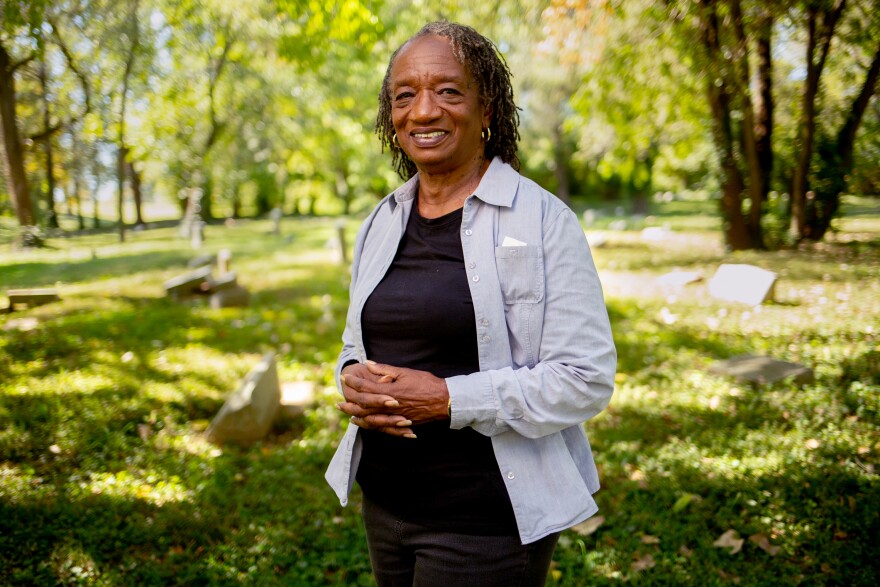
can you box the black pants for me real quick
[361,496,560,587]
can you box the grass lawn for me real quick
[1,199,878,585]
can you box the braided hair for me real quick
[376,21,521,179]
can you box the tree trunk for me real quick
[806,38,880,239]
[790,0,847,240]
[0,43,39,245]
[552,121,571,204]
[128,159,145,225]
[117,145,127,241]
[39,62,60,229]
[72,174,85,230]
[755,11,774,209]
[91,157,101,229]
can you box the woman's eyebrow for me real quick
[392,73,467,87]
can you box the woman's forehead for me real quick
[390,35,471,86]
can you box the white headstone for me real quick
[206,353,280,443]
[270,207,282,236]
[656,271,703,289]
[582,209,597,227]
[217,248,232,274]
[708,264,777,306]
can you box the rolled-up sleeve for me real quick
[448,207,616,438]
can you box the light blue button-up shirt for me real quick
[325,157,617,544]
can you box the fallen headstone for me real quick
[201,271,238,294]
[708,264,777,306]
[206,353,280,443]
[209,285,250,308]
[708,354,814,386]
[656,271,703,289]
[163,266,212,299]
[6,288,60,312]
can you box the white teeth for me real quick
[414,131,445,138]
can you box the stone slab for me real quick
[163,266,212,299]
[656,271,703,289]
[209,285,250,308]
[206,353,280,443]
[217,248,232,274]
[201,271,238,293]
[188,253,215,269]
[7,288,60,312]
[708,354,814,386]
[279,381,317,417]
[708,264,777,306]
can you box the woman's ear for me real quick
[482,103,493,130]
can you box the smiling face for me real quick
[389,35,491,176]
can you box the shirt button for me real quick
[472,275,480,282]
[507,472,515,480]
[464,229,473,236]
[482,335,491,343]
[480,318,489,326]
[468,262,476,269]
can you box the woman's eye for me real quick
[439,88,460,95]
[394,91,413,101]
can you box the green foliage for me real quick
[1,200,879,584]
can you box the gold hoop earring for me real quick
[481,128,491,142]
[391,133,399,147]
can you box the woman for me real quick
[326,21,616,586]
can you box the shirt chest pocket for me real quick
[494,245,545,304]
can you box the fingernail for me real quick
[366,360,377,365]
[339,374,346,384]
[396,420,413,427]
[384,400,400,407]
[404,433,417,439]
[335,403,343,410]
[379,375,394,383]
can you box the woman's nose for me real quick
[411,90,440,121]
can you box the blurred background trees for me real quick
[1,0,878,249]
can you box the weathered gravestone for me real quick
[217,248,232,274]
[201,271,238,294]
[163,266,212,299]
[6,288,60,312]
[709,354,814,386]
[279,381,317,417]
[206,353,280,443]
[270,208,283,236]
[708,264,777,306]
[188,253,215,269]
[656,271,703,289]
[209,285,250,308]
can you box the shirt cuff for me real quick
[445,371,495,430]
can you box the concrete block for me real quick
[6,288,60,312]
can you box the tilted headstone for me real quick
[209,285,250,308]
[709,354,814,386]
[206,353,280,443]
[163,266,212,299]
[6,288,60,312]
[188,253,215,269]
[708,264,777,306]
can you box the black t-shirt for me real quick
[357,206,517,535]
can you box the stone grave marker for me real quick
[209,285,250,308]
[709,354,814,386]
[163,266,212,299]
[656,271,703,289]
[582,209,597,227]
[279,381,316,417]
[708,264,777,306]
[270,207,282,236]
[191,220,206,249]
[586,233,608,248]
[188,253,215,269]
[217,248,232,274]
[6,288,60,312]
[206,353,280,443]
[202,271,238,294]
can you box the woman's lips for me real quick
[410,130,449,147]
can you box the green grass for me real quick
[1,204,878,585]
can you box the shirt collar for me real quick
[390,156,519,209]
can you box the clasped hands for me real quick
[337,360,449,438]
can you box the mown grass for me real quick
[1,199,878,585]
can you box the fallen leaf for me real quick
[641,534,660,545]
[672,493,696,513]
[48,444,61,454]
[571,515,605,536]
[631,553,655,572]
[748,533,780,556]
[713,529,744,554]
[857,446,869,455]
[805,438,820,449]
[834,530,848,540]
[718,569,741,584]
[678,545,694,557]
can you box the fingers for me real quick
[340,373,399,408]
[349,416,416,438]
[365,360,402,382]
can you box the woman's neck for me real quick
[417,157,489,219]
